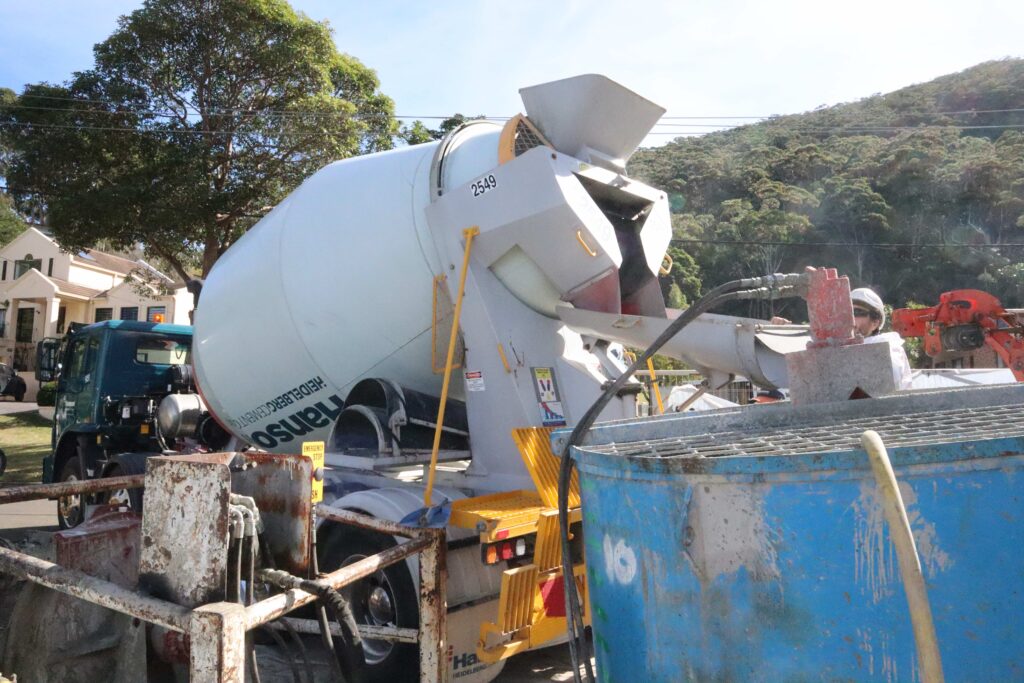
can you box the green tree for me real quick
[659,245,701,308]
[0,192,24,246]
[628,59,1024,313]
[0,88,25,246]
[400,114,485,145]
[0,0,397,279]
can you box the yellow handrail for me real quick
[646,357,664,415]
[424,227,479,506]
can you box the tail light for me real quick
[482,536,530,565]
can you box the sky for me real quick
[1,0,1023,147]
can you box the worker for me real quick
[850,287,913,389]
[770,287,913,390]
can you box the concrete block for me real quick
[787,342,896,405]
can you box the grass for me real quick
[0,411,51,485]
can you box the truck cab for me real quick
[36,320,194,527]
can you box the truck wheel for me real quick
[100,463,144,513]
[57,456,85,529]
[321,528,419,683]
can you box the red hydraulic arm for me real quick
[892,289,1024,381]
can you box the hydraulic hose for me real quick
[557,273,808,683]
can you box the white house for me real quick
[0,227,193,370]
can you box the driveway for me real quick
[0,401,38,416]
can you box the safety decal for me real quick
[532,367,566,426]
[465,370,485,392]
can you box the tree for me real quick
[0,0,397,280]
[0,192,24,247]
[0,88,26,246]
[400,114,485,145]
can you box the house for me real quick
[0,227,193,370]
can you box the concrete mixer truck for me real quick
[28,74,807,682]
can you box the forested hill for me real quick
[629,59,1024,318]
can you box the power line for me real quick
[8,93,1024,122]
[3,101,473,122]
[5,95,499,121]
[671,238,1024,249]
[4,119,1024,140]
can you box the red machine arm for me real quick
[892,289,1024,381]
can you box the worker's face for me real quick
[853,306,880,336]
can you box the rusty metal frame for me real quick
[0,480,447,683]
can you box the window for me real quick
[135,336,190,365]
[57,306,66,334]
[120,307,139,321]
[47,258,53,276]
[1,261,6,280]
[94,308,113,323]
[146,306,167,323]
[66,337,100,379]
[0,309,6,338]
[14,254,42,279]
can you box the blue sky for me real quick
[1,0,1022,146]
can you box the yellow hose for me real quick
[860,430,945,683]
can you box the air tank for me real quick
[193,121,504,451]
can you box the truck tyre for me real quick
[321,527,419,683]
[57,456,85,529]
[100,463,144,513]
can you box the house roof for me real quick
[49,277,102,300]
[72,249,141,276]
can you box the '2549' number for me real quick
[471,174,498,197]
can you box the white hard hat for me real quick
[850,287,885,328]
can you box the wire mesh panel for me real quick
[592,403,1024,459]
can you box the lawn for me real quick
[0,411,51,485]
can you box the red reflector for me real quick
[501,542,514,560]
[495,529,510,540]
[539,576,566,617]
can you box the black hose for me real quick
[311,522,362,683]
[259,623,305,683]
[557,273,806,682]
[258,566,366,682]
[280,618,316,683]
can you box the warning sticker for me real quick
[532,367,561,402]
[532,368,566,426]
[540,401,567,427]
[302,441,325,503]
[465,370,485,392]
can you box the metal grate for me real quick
[514,119,546,157]
[590,404,1024,459]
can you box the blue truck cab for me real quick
[36,320,196,527]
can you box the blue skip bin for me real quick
[566,384,1024,682]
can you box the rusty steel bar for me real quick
[316,504,423,538]
[418,526,447,683]
[243,535,431,629]
[0,545,191,632]
[0,474,145,505]
[276,617,420,643]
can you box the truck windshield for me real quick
[135,337,191,365]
